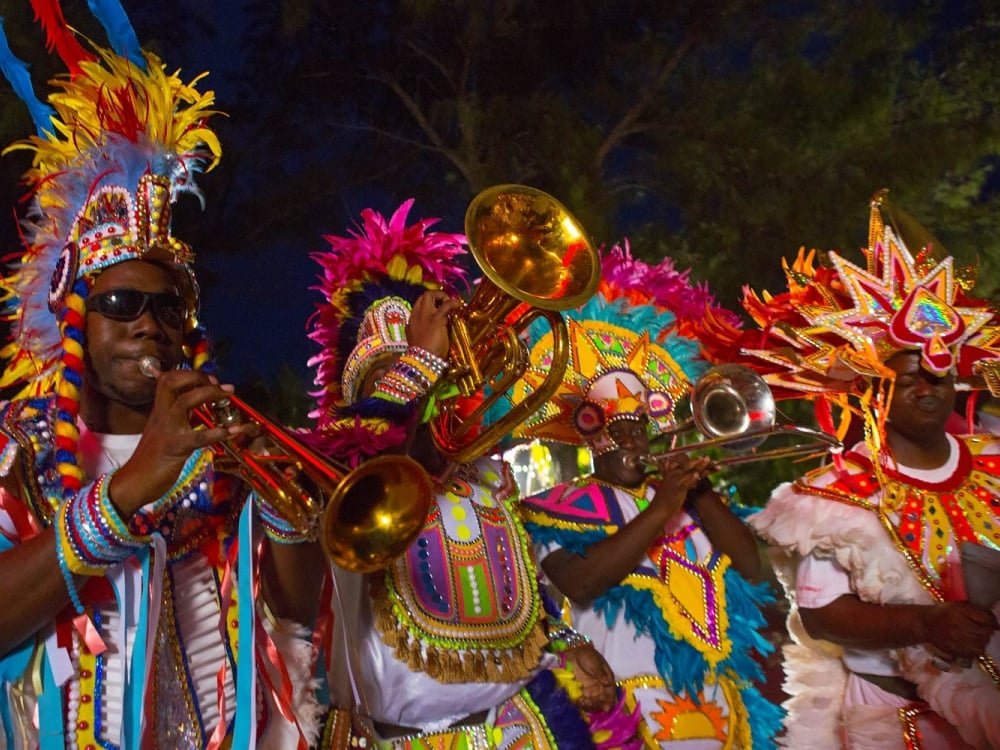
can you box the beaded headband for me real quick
[340,296,413,404]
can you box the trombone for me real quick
[626,363,842,469]
[139,356,433,572]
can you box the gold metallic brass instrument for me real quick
[627,363,842,468]
[139,356,433,573]
[431,184,600,463]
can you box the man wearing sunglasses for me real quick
[0,18,326,749]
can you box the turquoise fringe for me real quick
[524,518,785,747]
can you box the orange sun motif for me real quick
[650,694,728,742]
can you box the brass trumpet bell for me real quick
[204,396,434,573]
[432,185,600,463]
[639,363,842,467]
[140,355,432,573]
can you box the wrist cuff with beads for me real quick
[55,474,148,612]
[372,346,448,405]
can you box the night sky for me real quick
[2,0,998,403]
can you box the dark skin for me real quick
[799,351,998,664]
[0,260,323,654]
[360,290,617,714]
[541,417,762,608]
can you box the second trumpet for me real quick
[625,363,842,469]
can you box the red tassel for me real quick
[29,0,97,76]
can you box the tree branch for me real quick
[595,32,697,171]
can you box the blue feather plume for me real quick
[0,18,56,136]
[86,0,144,69]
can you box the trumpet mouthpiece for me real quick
[139,356,162,379]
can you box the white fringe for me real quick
[258,616,325,750]
[752,477,1000,748]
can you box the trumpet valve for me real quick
[211,398,242,427]
[447,315,483,397]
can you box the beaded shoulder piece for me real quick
[520,480,634,534]
[795,436,1000,598]
[370,457,548,684]
[0,396,67,523]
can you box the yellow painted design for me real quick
[622,673,743,749]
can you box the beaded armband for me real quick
[546,620,592,654]
[55,474,149,613]
[255,493,316,544]
[372,346,448,405]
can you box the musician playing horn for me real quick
[514,242,783,748]
[305,200,644,750]
[0,12,325,747]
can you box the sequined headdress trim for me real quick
[0,1,222,498]
[698,190,1000,399]
[511,241,729,452]
[0,4,221,398]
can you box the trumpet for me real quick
[625,363,842,469]
[138,356,433,572]
[430,184,600,463]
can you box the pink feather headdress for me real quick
[306,200,468,464]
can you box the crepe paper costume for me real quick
[755,436,1000,749]
[699,191,1000,748]
[308,205,639,749]
[0,4,321,747]
[511,243,783,748]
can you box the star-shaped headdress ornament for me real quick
[695,190,1000,446]
[511,241,736,454]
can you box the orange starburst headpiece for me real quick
[696,190,1000,450]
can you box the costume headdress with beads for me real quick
[510,241,731,454]
[306,200,467,464]
[0,0,222,497]
[695,190,1000,449]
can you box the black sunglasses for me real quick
[85,289,187,329]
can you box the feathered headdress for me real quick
[695,189,1000,447]
[0,0,222,497]
[306,199,467,465]
[511,240,730,453]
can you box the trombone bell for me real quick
[692,363,775,452]
[636,363,842,468]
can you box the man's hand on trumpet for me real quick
[107,358,255,519]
